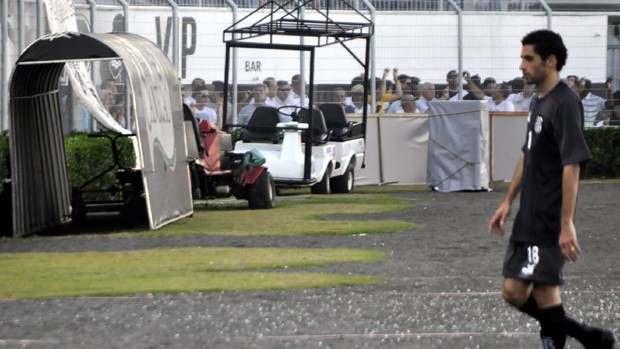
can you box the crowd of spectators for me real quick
[567,76,619,127]
[178,69,620,128]
[98,79,130,129]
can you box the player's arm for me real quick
[489,154,524,236]
[559,163,581,262]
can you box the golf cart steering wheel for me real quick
[277,105,305,121]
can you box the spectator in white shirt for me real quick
[490,82,515,112]
[238,83,276,125]
[332,87,356,113]
[506,77,534,112]
[350,84,372,114]
[193,88,218,123]
[290,74,309,108]
[416,82,437,113]
[270,80,297,122]
[580,78,613,127]
[263,77,277,102]
[394,94,417,113]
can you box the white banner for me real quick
[43,0,130,135]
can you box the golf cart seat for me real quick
[319,103,352,139]
[182,103,205,157]
[319,103,365,141]
[241,106,281,143]
[298,107,330,145]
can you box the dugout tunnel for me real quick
[6,31,193,237]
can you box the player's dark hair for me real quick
[521,30,567,71]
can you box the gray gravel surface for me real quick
[0,182,618,349]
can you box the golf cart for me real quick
[70,133,147,225]
[183,105,276,209]
[233,103,364,194]
[221,0,373,194]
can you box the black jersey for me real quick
[511,81,591,246]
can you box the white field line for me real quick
[240,331,538,341]
[0,338,60,345]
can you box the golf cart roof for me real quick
[223,0,373,49]
[222,0,373,181]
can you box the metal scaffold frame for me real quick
[222,0,373,180]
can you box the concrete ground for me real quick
[0,182,618,348]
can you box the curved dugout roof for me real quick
[17,32,121,63]
[9,32,192,236]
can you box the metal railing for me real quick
[75,0,536,11]
[2,0,620,132]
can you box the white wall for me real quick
[84,7,609,85]
[1,4,613,131]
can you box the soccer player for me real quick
[488,29,616,349]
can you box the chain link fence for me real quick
[2,0,619,131]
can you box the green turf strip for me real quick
[0,247,384,299]
[152,193,418,236]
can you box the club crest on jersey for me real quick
[534,115,543,134]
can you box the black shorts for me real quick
[502,240,565,285]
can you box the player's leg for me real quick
[501,241,534,307]
[500,279,566,348]
[563,312,615,349]
[504,279,615,348]
[532,284,566,349]
[502,241,566,348]
[522,242,615,349]
[502,277,531,308]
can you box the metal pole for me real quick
[299,1,305,103]
[115,0,130,131]
[538,0,552,30]
[225,0,238,124]
[37,0,44,37]
[85,0,96,33]
[447,0,463,100]
[304,48,315,181]
[86,0,97,129]
[223,43,231,130]
[359,0,375,110]
[1,0,8,130]
[117,0,129,31]
[18,0,25,52]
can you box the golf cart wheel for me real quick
[71,207,87,224]
[311,166,331,195]
[120,192,148,227]
[330,163,354,194]
[247,170,276,209]
[189,166,202,199]
[71,187,87,224]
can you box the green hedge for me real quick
[581,127,620,179]
[0,132,135,198]
[64,132,136,201]
[0,128,619,196]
